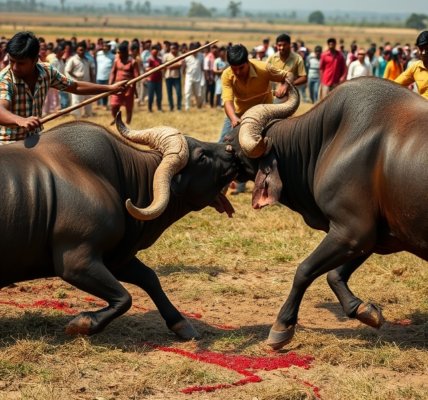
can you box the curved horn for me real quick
[115,111,189,220]
[239,77,300,158]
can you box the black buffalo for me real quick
[224,77,428,350]
[0,114,237,339]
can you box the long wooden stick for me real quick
[41,40,218,124]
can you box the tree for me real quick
[188,2,211,17]
[59,0,65,12]
[405,13,427,30]
[227,1,241,18]
[125,0,133,13]
[142,0,151,14]
[308,10,324,25]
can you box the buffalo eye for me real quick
[198,155,207,164]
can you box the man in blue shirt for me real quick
[96,41,115,109]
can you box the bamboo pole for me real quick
[41,40,218,124]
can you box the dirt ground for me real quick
[0,102,427,399]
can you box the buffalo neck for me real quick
[267,105,331,231]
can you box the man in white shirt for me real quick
[49,45,68,109]
[183,42,203,110]
[263,38,275,57]
[347,49,373,80]
[65,41,96,117]
[96,41,114,109]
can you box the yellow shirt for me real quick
[266,51,307,78]
[395,60,428,100]
[221,59,287,115]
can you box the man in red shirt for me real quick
[319,38,347,101]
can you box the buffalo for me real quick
[0,113,237,339]
[224,77,428,350]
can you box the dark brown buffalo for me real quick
[224,77,428,350]
[0,114,237,339]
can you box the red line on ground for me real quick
[0,300,77,314]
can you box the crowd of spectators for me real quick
[0,33,424,122]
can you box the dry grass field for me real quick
[0,13,422,49]
[0,95,427,400]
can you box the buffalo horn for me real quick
[239,76,300,158]
[115,111,189,220]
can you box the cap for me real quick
[256,45,265,52]
[298,46,307,52]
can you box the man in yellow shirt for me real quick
[266,33,307,94]
[220,44,289,142]
[395,31,428,100]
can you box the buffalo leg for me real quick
[54,248,132,335]
[113,257,199,340]
[327,254,383,328]
[267,229,375,350]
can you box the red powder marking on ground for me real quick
[0,300,77,315]
[211,324,236,330]
[180,311,202,319]
[388,319,411,326]
[133,304,152,312]
[291,375,322,399]
[84,297,107,307]
[146,343,319,396]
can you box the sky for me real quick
[152,0,425,14]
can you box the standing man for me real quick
[306,45,322,103]
[213,46,229,108]
[347,48,373,80]
[220,44,289,194]
[394,31,428,100]
[220,44,290,141]
[65,41,96,118]
[204,44,217,108]
[164,42,183,112]
[0,31,125,144]
[49,44,69,110]
[183,42,203,111]
[266,33,307,101]
[319,38,347,101]
[96,41,115,110]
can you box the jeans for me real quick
[205,81,215,108]
[166,77,182,111]
[148,81,162,111]
[220,116,245,193]
[308,78,320,103]
[299,85,308,102]
[96,79,109,106]
[59,91,69,109]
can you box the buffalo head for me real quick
[222,80,300,209]
[115,112,237,219]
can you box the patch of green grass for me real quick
[0,361,51,380]
[212,284,245,296]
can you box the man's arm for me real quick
[0,99,41,131]
[64,80,126,95]
[221,71,240,127]
[394,65,415,87]
[294,57,307,86]
[339,55,348,83]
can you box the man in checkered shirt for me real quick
[0,31,126,144]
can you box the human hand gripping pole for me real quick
[40,40,218,125]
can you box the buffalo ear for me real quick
[171,173,189,197]
[252,148,283,210]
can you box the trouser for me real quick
[219,115,245,193]
[299,85,308,101]
[147,81,162,111]
[71,94,92,117]
[96,79,109,106]
[166,77,182,111]
[205,81,215,108]
[308,78,320,103]
[319,84,335,101]
[59,91,69,109]
[137,80,148,104]
[184,80,202,110]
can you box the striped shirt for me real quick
[0,62,73,142]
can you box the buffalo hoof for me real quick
[64,314,93,336]
[356,303,383,329]
[170,319,200,341]
[266,325,296,350]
